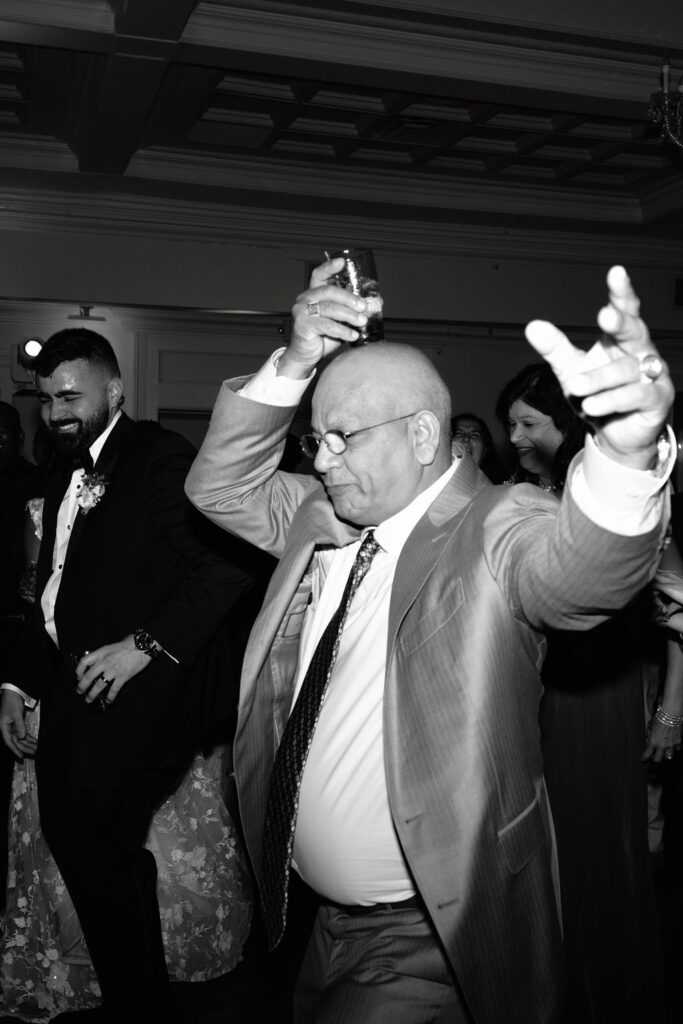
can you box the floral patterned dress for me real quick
[0,499,253,1021]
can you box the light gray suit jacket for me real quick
[186,378,665,1024]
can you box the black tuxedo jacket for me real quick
[10,413,254,766]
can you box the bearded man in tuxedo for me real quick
[0,329,253,1024]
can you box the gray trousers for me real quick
[293,902,473,1024]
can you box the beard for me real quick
[50,402,111,461]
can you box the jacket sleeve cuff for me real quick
[1,683,37,710]
[568,427,675,536]
[238,348,315,407]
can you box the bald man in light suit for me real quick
[186,262,673,1024]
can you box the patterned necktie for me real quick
[260,530,381,949]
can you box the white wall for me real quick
[1,206,682,471]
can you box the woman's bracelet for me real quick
[655,705,683,729]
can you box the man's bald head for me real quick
[310,342,453,526]
[316,342,451,433]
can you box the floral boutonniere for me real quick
[77,471,107,515]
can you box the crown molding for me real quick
[0,128,646,224]
[186,1,658,112]
[0,1,667,115]
[0,135,79,173]
[0,135,647,225]
[128,147,642,223]
[0,0,112,32]
[285,0,683,52]
[0,181,680,268]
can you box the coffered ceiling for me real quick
[0,0,682,238]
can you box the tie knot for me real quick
[351,531,380,587]
[358,530,380,562]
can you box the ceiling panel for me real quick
[0,0,680,236]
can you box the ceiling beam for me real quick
[109,0,199,41]
[65,0,201,172]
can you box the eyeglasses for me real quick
[300,411,419,459]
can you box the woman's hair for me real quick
[450,411,505,483]
[494,362,586,490]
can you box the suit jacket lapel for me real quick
[36,462,71,598]
[242,457,488,709]
[388,455,490,649]
[240,487,360,696]
[59,414,131,575]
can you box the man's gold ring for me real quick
[638,353,664,382]
[306,302,321,316]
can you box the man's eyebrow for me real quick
[36,388,82,399]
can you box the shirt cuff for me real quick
[1,683,37,710]
[238,348,316,407]
[569,427,675,536]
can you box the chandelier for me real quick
[647,56,683,149]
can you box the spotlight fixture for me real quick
[647,55,683,149]
[22,337,43,360]
[10,338,43,388]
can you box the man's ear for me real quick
[412,411,441,466]
[107,377,124,410]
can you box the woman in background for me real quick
[496,363,663,1024]
[450,411,505,483]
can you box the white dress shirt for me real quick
[240,353,673,903]
[291,467,456,903]
[41,411,121,646]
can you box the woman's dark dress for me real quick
[540,606,664,1023]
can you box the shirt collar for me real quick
[90,409,122,466]
[371,459,460,560]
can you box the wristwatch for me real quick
[133,626,162,660]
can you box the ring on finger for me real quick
[638,352,664,382]
[665,749,674,760]
[306,301,321,316]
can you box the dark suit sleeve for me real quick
[139,432,254,668]
[2,612,49,702]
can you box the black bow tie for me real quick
[70,451,94,474]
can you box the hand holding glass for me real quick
[328,247,384,343]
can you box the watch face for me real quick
[135,629,154,651]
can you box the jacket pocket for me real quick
[399,578,465,655]
[498,792,547,874]
[282,609,306,638]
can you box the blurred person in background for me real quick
[450,411,505,482]
[496,362,663,1024]
[0,400,43,912]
